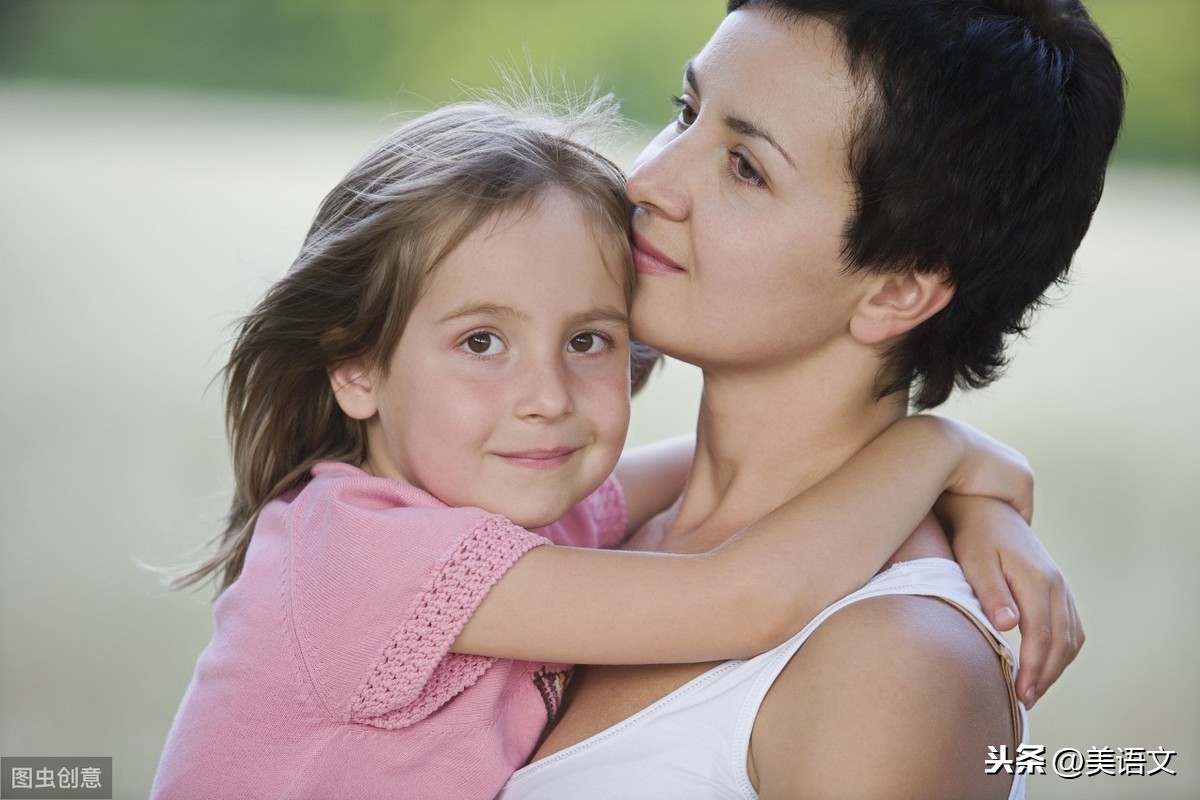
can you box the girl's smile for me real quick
[493,447,583,470]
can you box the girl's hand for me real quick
[938,494,1083,709]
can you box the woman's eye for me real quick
[670,94,698,127]
[568,332,609,354]
[463,332,503,355]
[731,152,765,186]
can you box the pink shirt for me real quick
[152,461,627,800]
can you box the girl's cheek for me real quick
[588,373,633,434]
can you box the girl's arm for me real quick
[613,434,694,536]
[452,415,1026,664]
[940,494,1082,707]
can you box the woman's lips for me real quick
[495,447,579,470]
[632,233,685,276]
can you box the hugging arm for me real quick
[451,416,1031,665]
[941,494,1081,706]
[607,420,1087,691]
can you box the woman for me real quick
[501,1,1123,797]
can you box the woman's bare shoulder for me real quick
[748,594,1015,799]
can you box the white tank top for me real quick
[500,558,1027,800]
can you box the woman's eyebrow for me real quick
[685,60,700,95]
[685,59,797,170]
[724,116,797,170]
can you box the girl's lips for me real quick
[495,447,579,470]
[632,233,685,276]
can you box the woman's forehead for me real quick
[696,9,856,102]
[693,8,861,179]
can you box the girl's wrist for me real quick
[923,415,970,493]
[898,414,964,492]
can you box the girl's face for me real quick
[357,189,632,529]
[627,9,870,371]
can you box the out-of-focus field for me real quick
[1,84,1197,799]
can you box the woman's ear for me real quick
[849,270,955,346]
[328,359,378,421]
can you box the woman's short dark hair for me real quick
[729,0,1125,408]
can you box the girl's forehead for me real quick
[418,190,629,318]
[483,191,631,281]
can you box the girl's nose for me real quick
[513,356,575,421]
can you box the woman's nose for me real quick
[626,132,690,222]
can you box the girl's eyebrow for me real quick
[685,59,798,170]
[438,302,528,323]
[572,306,630,327]
[438,302,628,327]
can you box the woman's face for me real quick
[628,8,869,371]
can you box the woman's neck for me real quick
[661,350,909,552]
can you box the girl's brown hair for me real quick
[173,97,656,594]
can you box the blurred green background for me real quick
[1,0,1197,163]
[1,2,1197,799]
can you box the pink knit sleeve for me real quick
[536,475,628,549]
[285,474,547,730]
[347,516,543,728]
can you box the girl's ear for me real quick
[328,359,378,420]
[849,270,954,346]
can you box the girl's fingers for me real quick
[952,522,1021,632]
[973,557,1021,632]
[1032,576,1083,701]
[1015,564,1078,709]
[1014,580,1053,709]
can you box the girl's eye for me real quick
[462,332,504,356]
[670,94,698,128]
[730,151,766,187]
[567,332,610,354]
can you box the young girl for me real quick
[152,99,1036,799]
